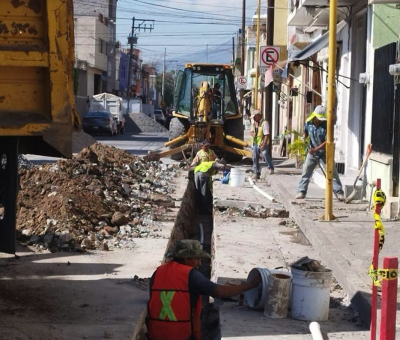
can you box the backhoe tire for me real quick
[169,118,188,161]
[224,118,245,163]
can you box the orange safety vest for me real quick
[147,261,202,340]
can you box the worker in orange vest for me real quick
[146,239,261,340]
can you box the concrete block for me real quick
[344,184,362,201]
[382,197,399,220]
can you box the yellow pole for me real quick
[322,0,337,221]
[254,0,261,110]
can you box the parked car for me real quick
[154,109,165,125]
[82,111,117,136]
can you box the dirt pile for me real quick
[17,143,179,252]
[125,113,168,133]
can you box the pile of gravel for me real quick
[125,113,168,133]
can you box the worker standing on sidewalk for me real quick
[146,239,261,340]
[251,110,274,179]
[296,105,345,201]
[191,159,228,214]
[190,140,219,167]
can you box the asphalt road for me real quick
[26,132,171,164]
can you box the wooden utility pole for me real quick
[232,36,235,67]
[254,0,261,110]
[265,0,275,157]
[240,0,246,115]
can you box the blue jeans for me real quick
[297,152,344,195]
[252,145,274,174]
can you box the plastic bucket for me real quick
[230,168,246,187]
[290,267,332,321]
[245,268,292,310]
[264,273,291,319]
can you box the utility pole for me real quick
[265,0,275,158]
[240,0,246,116]
[126,18,155,114]
[162,47,166,102]
[321,0,338,221]
[232,36,235,67]
[126,17,135,115]
[254,0,261,110]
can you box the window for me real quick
[99,39,108,54]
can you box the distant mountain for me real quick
[169,39,232,68]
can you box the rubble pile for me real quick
[215,205,289,218]
[125,113,168,133]
[17,143,179,252]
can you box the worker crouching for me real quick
[146,239,261,340]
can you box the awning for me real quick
[290,20,348,62]
[281,20,348,79]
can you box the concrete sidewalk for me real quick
[267,159,400,334]
[212,181,368,339]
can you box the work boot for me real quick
[295,192,305,199]
[336,193,345,202]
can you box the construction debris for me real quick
[17,143,179,252]
[214,205,289,218]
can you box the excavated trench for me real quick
[133,172,292,340]
[133,173,220,340]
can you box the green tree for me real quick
[156,71,175,107]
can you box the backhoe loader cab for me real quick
[164,63,250,162]
[174,64,239,122]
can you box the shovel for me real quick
[345,144,373,204]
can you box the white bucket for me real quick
[230,168,246,187]
[245,268,292,311]
[290,267,332,321]
[264,273,291,319]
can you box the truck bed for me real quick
[0,0,78,158]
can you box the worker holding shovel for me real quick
[296,105,345,201]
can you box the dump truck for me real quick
[147,63,252,162]
[90,93,126,134]
[0,0,79,254]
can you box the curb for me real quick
[270,177,372,327]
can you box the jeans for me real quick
[252,145,274,174]
[194,171,212,210]
[297,152,344,195]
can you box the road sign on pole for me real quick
[237,76,247,89]
[259,46,281,67]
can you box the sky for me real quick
[115,0,263,71]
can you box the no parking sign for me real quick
[259,46,280,68]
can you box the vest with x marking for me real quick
[147,261,202,340]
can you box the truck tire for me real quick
[169,118,188,161]
[224,118,245,163]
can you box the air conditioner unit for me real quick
[368,0,400,4]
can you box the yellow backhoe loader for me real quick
[147,63,252,162]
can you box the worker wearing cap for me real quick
[146,239,261,340]
[190,140,220,167]
[192,159,227,214]
[296,105,345,201]
[251,110,274,179]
